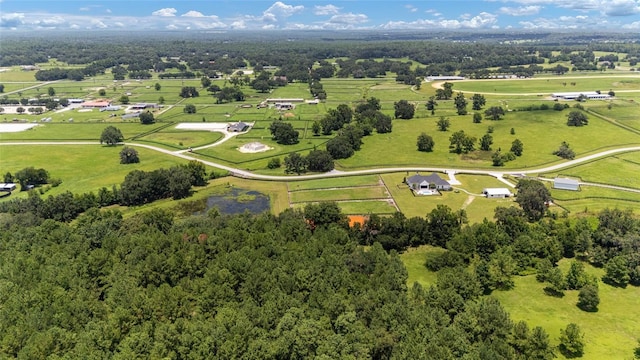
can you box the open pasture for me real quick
[543,151,640,189]
[336,108,640,170]
[0,122,167,141]
[290,186,389,203]
[287,174,381,191]
[0,145,188,197]
[443,75,640,94]
[291,198,397,215]
[134,129,224,150]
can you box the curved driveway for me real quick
[2,141,639,184]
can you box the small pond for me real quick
[197,188,270,215]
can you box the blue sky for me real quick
[1,0,639,31]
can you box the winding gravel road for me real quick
[2,141,639,186]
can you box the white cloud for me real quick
[382,12,497,29]
[0,12,25,28]
[622,20,640,28]
[166,24,179,30]
[519,14,598,29]
[106,9,112,14]
[314,4,340,15]
[406,5,418,13]
[328,13,369,25]
[152,8,177,17]
[264,1,304,18]
[603,0,640,16]
[499,5,541,16]
[182,11,205,18]
[90,19,107,28]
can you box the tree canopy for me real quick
[100,126,124,146]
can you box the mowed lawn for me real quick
[0,123,168,141]
[0,145,189,197]
[544,151,640,189]
[290,186,389,203]
[401,247,640,360]
[446,75,640,94]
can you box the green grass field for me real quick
[543,152,640,189]
[400,246,640,360]
[134,129,224,150]
[446,75,640,94]
[287,174,381,191]
[290,186,389,203]
[0,123,168,141]
[0,145,189,196]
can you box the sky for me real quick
[1,0,639,32]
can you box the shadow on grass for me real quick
[543,287,565,297]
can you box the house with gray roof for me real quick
[406,173,451,192]
[227,122,250,132]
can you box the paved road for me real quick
[2,141,639,185]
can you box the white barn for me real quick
[483,188,513,199]
[553,177,580,191]
[551,91,611,100]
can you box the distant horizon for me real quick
[1,1,639,32]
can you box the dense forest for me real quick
[0,188,639,358]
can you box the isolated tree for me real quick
[567,111,589,126]
[14,167,49,190]
[435,82,454,100]
[326,136,354,159]
[0,84,4,93]
[417,133,435,152]
[565,261,588,290]
[546,267,566,296]
[119,146,139,164]
[577,284,599,312]
[48,87,55,96]
[485,106,505,120]
[201,76,211,88]
[373,112,392,134]
[154,82,161,91]
[269,121,299,145]
[528,326,556,360]
[471,93,486,110]
[436,116,451,131]
[16,106,25,114]
[511,139,524,156]
[267,157,281,169]
[473,113,482,123]
[98,89,106,96]
[553,141,576,160]
[515,179,551,221]
[426,96,438,115]
[284,152,307,174]
[100,126,124,146]
[602,256,630,287]
[139,111,155,125]
[179,86,199,98]
[559,323,585,358]
[449,130,476,154]
[306,149,334,172]
[479,133,493,151]
[184,104,197,114]
[311,121,321,136]
[454,92,468,115]
[119,95,130,104]
[394,100,415,119]
[158,96,165,104]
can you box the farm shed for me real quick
[483,188,513,198]
[0,183,17,192]
[553,177,580,191]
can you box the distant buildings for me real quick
[551,91,611,100]
[425,76,465,82]
[483,188,513,198]
[553,177,580,191]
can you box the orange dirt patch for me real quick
[348,215,368,228]
[283,112,295,117]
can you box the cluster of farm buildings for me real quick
[405,172,580,198]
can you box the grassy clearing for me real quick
[290,186,389,203]
[287,174,381,191]
[0,123,167,141]
[291,199,396,214]
[401,247,640,360]
[449,75,640,94]
[336,107,640,171]
[553,197,640,215]
[493,260,640,360]
[0,145,188,197]
[135,130,224,150]
[543,152,640,189]
[193,137,327,165]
